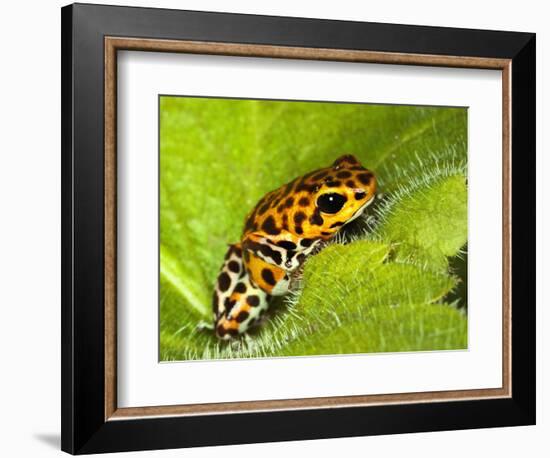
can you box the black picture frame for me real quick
[61,3,535,454]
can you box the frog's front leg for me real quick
[213,243,270,339]
[241,232,299,295]
[242,230,323,272]
[243,248,291,296]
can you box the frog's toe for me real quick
[196,320,214,332]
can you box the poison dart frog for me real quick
[212,154,377,339]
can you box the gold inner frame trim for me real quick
[104,36,512,421]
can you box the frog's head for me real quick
[243,154,377,240]
[306,154,377,237]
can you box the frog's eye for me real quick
[316,193,347,214]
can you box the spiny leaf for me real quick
[282,303,467,356]
[377,174,468,272]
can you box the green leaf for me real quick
[277,241,459,356]
[378,174,468,271]
[159,97,468,361]
[282,303,467,355]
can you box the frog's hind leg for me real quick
[212,244,269,339]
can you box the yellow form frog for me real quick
[212,154,377,339]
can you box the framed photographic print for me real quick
[61,3,536,454]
